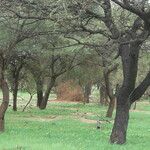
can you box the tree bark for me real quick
[36,79,43,107]
[133,102,136,110]
[103,62,118,118]
[39,78,55,109]
[84,82,92,103]
[0,79,9,131]
[129,71,150,104]
[12,77,19,111]
[100,84,108,105]
[106,97,115,118]
[11,63,23,111]
[110,97,130,144]
[110,41,140,144]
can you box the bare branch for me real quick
[130,71,150,103]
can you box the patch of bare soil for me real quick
[72,112,113,124]
[73,112,93,118]
[75,117,113,124]
[49,99,82,104]
[23,115,62,122]
[78,118,97,124]
[130,110,150,114]
[72,112,96,124]
[138,101,150,105]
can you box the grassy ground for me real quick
[0,100,150,150]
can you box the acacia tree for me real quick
[1,0,150,143]
[26,35,83,109]
[21,71,36,112]
[108,0,150,144]
[8,51,29,111]
[0,0,57,130]
[0,20,27,130]
[58,0,150,144]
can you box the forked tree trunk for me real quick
[0,79,9,131]
[110,41,140,144]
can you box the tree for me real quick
[8,51,28,111]
[57,0,150,144]
[109,0,150,144]
[0,0,149,143]
[21,72,36,112]
[0,56,9,131]
[26,34,82,109]
[0,0,55,129]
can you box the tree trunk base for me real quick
[0,119,4,132]
[110,130,126,144]
[13,106,17,111]
[39,101,47,110]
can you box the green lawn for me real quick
[0,101,150,150]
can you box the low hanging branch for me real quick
[129,71,150,104]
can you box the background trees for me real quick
[0,0,149,145]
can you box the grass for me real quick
[0,100,150,150]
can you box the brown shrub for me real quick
[56,80,84,102]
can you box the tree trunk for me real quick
[12,78,19,111]
[11,63,23,111]
[39,84,53,109]
[106,98,115,118]
[110,97,130,144]
[100,86,104,105]
[39,78,55,109]
[133,102,136,110]
[100,84,108,105]
[84,83,92,103]
[0,79,9,132]
[36,79,43,107]
[103,63,118,118]
[110,41,140,144]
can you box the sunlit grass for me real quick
[0,99,150,150]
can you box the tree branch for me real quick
[129,71,150,104]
